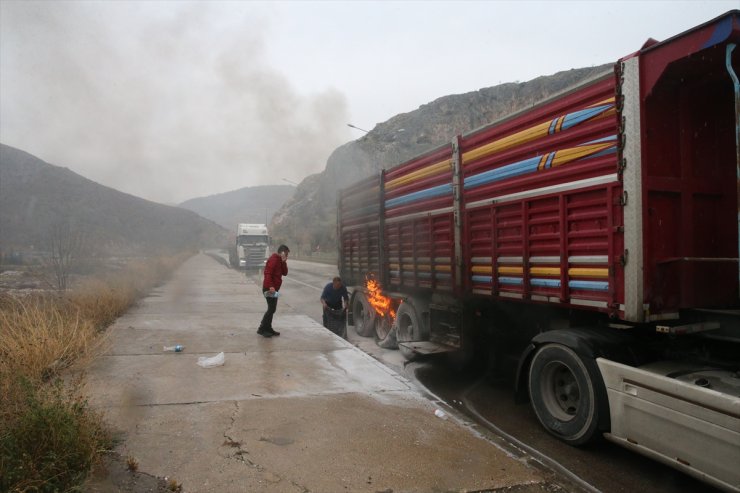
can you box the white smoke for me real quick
[0,1,352,203]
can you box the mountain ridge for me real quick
[178,184,295,232]
[0,143,229,255]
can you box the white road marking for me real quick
[283,276,323,291]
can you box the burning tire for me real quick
[351,292,376,337]
[374,315,397,349]
[395,302,422,361]
[528,343,602,445]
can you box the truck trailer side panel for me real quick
[460,75,620,311]
[378,74,623,313]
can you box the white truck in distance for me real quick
[233,223,269,270]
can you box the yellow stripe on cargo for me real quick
[550,142,614,168]
[568,268,609,278]
[463,120,552,164]
[462,97,615,166]
[385,159,453,191]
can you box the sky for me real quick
[1,1,737,204]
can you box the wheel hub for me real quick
[541,361,580,421]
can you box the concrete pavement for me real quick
[84,253,547,492]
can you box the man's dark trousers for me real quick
[259,291,278,331]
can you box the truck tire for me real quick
[374,315,398,349]
[352,293,376,337]
[528,343,601,446]
[395,302,422,361]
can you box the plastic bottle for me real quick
[434,409,447,420]
[163,345,185,352]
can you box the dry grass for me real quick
[0,295,105,384]
[126,455,139,472]
[0,252,193,492]
[167,478,183,492]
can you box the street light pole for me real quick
[347,123,369,133]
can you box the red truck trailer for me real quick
[339,11,740,491]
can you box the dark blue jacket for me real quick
[321,282,349,309]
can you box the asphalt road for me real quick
[244,258,721,493]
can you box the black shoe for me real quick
[269,329,280,336]
[257,329,273,338]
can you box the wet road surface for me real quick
[87,253,546,492]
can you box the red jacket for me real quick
[262,253,288,291]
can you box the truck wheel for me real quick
[395,302,422,361]
[352,293,376,337]
[374,315,398,349]
[528,343,601,446]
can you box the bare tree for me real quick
[47,219,86,291]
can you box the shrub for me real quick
[0,376,111,493]
[0,252,193,491]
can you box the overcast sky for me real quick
[1,1,736,204]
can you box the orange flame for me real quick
[366,277,396,320]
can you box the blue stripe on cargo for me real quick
[472,275,493,283]
[531,278,561,288]
[385,183,452,208]
[589,146,617,159]
[561,104,612,130]
[498,277,523,285]
[544,152,555,169]
[465,135,618,190]
[386,132,619,209]
[392,272,451,280]
[464,156,541,189]
[584,135,617,144]
[568,280,609,291]
[416,272,432,279]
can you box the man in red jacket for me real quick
[257,244,290,337]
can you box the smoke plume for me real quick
[0,1,351,203]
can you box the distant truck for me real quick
[231,223,270,270]
[338,11,740,491]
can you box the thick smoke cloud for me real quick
[0,2,351,203]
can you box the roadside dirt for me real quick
[83,452,172,493]
[82,450,560,493]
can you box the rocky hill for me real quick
[178,185,295,232]
[0,144,229,256]
[271,65,612,254]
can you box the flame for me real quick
[365,277,396,320]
